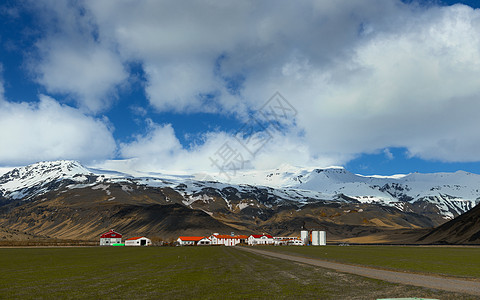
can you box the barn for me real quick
[177,236,211,246]
[125,236,152,246]
[100,229,122,246]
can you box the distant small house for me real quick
[177,236,211,246]
[100,229,122,246]
[247,234,274,245]
[125,236,152,246]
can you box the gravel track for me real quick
[236,246,480,296]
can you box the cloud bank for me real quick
[0,95,116,165]
[4,1,480,171]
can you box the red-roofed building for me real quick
[100,229,122,246]
[247,234,274,245]
[177,236,211,246]
[125,236,152,246]
[209,234,249,246]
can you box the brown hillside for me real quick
[417,204,480,244]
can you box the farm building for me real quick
[301,230,327,246]
[125,236,152,246]
[247,234,274,245]
[209,234,248,246]
[177,236,211,246]
[100,229,122,246]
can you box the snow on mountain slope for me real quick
[199,164,480,219]
[0,160,479,220]
[269,167,480,219]
[0,160,99,199]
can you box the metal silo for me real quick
[301,230,309,245]
[311,231,319,245]
[319,231,326,245]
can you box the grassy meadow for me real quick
[0,246,474,299]
[261,245,480,279]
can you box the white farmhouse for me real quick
[209,234,248,246]
[125,236,152,246]
[247,234,274,245]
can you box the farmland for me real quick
[260,245,480,279]
[0,246,473,299]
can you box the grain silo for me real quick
[311,230,319,246]
[319,231,326,245]
[301,230,309,245]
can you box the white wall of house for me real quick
[208,235,241,246]
[209,236,218,245]
[125,237,152,246]
[177,238,199,246]
[247,235,274,245]
[100,237,122,246]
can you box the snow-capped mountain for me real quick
[212,164,480,220]
[0,160,479,222]
[0,160,95,200]
[283,167,480,219]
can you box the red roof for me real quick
[178,236,207,242]
[101,229,122,238]
[126,236,145,241]
[212,234,249,239]
[250,234,273,239]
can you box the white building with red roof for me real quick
[100,229,122,246]
[247,234,274,245]
[125,236,152,246]
[209,233,249,246]
[177,236,211,246]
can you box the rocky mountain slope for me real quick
[0,160,479,241]
[417,201,480,244]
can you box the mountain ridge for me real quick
[1,160,479,220]
[0,160,479,241]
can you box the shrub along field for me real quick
[0,246,473,299]
[261,245,480,279]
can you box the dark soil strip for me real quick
[236,246,480,296]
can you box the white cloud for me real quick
[384,149,394,160]
[117,120,335,175]
[29,1,128,113]
[119,121,184,162]
[238,2,480,163]
[35,41,127,113]
[23,1,480,167]
[0,95,116,165]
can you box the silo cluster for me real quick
[300,230,326,245]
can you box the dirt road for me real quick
[236,246,480,296]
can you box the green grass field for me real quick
[0,246,474,299]
[261,245,480,279]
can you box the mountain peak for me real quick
[0,160,93,199]
[1,160,89,180]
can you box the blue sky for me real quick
[1,0,480,176]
